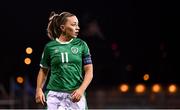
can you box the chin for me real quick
[72,36,77,38]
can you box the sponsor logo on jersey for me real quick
[71,47,78,54]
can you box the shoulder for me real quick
[74,38,84,42]
[73,38,87,45]
[44,40,57,48]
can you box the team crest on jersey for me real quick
[71,47,78,54]
[54,48,59,53]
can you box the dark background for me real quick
[0,0,179,92]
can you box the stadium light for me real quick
[143,73,149,81]
[26,47,33,54]
[135,84,146,94]
[168,84,177,94]
[16,76,24,84]
[119,84,129,93]
[152,84,161,93]
[24,57,31,65]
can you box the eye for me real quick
[72,22,79,26]
[72,24,76,26]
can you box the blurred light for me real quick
[135,84,146,94]
[168,84,177,93]
[26,47,33,54]
[119,84,129,93]
[125,64,133,72]
[152,84,161,93]
[16,76,24,84]
[111,42,118,50]
[24,57,31,65]
[143,74,149,81]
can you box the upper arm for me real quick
[83,64,93,72]
[39,67,49,76]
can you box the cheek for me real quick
[66,28,74,33]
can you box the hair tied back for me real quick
[49,11,59,21]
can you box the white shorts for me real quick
[46,90,87,110]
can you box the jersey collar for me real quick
[56,38,73,44]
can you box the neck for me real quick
[59,35,72,42]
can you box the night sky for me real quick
[0,0,180,91]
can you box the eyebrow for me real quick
[72,22,79,25]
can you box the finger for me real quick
[35,97,40,103]
[42,95,46,102]
[72,98,77,102]
[35,98,38,103]
[71,91,76,97]
[40,96,44,105]
[77,98,80,102]
[71,92,76,99]
[77,96,81,100]
[71,95,77,102]
[72,96,80,102]
[73,97,80,102]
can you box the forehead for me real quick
[65,16,78,24]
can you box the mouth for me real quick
[75,32,79,35]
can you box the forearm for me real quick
[36,68,49,91]
[79,64,93,91]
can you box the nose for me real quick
[76,25,80,30]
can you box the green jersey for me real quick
[40,38,91,92]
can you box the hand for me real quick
[71,88,84,102]
[35,88,46,105]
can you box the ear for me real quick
[60,25,65,31]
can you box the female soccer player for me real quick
[35,11,93,110]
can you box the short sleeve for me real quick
[40,45,50,69]
[82,41,91,57]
